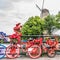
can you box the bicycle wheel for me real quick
[47,49,56,58]
[6,44,20,59]
[0,44,6,59]
[28,45,42,59]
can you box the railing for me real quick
[0,35,60,44]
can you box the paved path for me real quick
[1,55,60,60]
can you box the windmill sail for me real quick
[36,4,41,11]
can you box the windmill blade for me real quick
[36,4,41,11]
[41,0,44,10]
[41,0,45,18]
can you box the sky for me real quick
[0,0,60,35]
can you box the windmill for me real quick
[36,0,49,18]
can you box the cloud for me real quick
[11,0,20,2]
[0,12,6,17]
[0,0,60,35]
[11,0,34,2]
[0,0,13,10]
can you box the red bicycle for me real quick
[45,37,58,58]
[27,38,43,58]
[6,23,22,59]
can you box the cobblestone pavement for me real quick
[1,55,60,60]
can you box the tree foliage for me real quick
[43,13,60,35]
[44,15,55,34]
[21,16,45,35]
[55,12,60,28]
[21,13,60,36]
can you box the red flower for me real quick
[9,34,17,39]
[9,23,22,44]
[13,23,22,31]
[16,23,21,26]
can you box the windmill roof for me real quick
[42,9,49,13]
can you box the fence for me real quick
[0,34,60,43]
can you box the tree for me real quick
[44,15,55,34]
[55,12,60,28]
[21,16,45,36]
[44,13,60,35]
